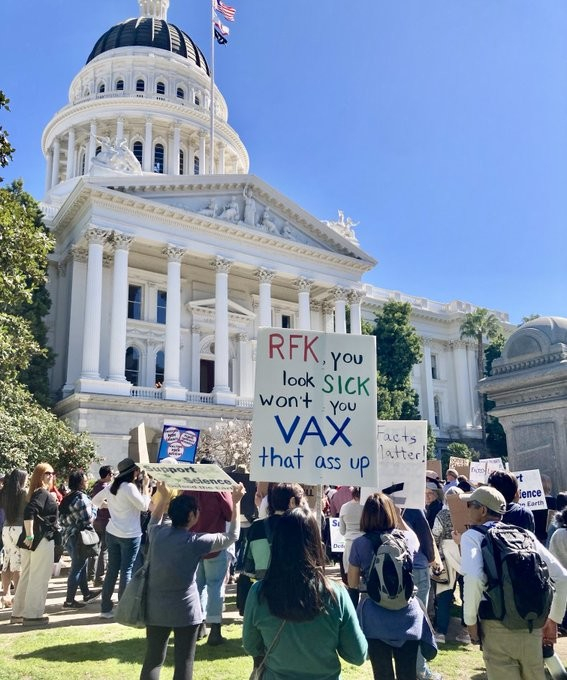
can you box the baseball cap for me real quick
[463,486,506,515]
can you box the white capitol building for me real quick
[41,0,510,464]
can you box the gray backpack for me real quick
[365,530,414,610]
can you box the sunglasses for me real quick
[466,501,482,509]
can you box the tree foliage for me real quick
[484,332,508,458]
[0,92,15,181]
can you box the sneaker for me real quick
[83,590,101,603]
[417,670,443,680]
[63,600,86,609]
[100,611,114,619]
[434,633,446,644]
[455,631,471,644]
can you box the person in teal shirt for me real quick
[243,507,367,679]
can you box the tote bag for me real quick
[115,564,148,628]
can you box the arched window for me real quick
[156,81,165,95]
[194,93,200,106]
[136,79,145,92]
[155,351,165,386]
[433,395,442,428]
[176,87,185,99]
[116,79,124,91]
[125,347,140,385]
[179,149,184,175]
[193,155,200,175]
[98,83,105,93]
[95,145,102,156]
[154,144,164,173]
[133,141,143,166]
[79,151,86,175]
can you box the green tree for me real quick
[459,308,502,447]
[0,92,15,181]
[484,331,508,458]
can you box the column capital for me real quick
[347,289,365,304]
[191,324,201,334]
[255,267,275,284]
[198,129,207,139]
[110,232,134,251]
[322,301,335,315]
[421,336,433,348]
[330,286,348,302]
[310,301,321,312]
[102,253,113,268]
[71,245,88,263]
[162,245,185,262]
[212,256,233,274]
[238,332,249,342]
[295,277,313,292]
[85,227,110,246]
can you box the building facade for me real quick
[42,0,510,464]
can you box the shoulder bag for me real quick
[115,563,149,628]
[249,620,286,680]
[78,525,100,560]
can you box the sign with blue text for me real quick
[251,329,377,485]
[513,469,547,511]
[156,425,200,463]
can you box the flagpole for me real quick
[209,0,215,175]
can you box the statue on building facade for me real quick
[90,137,143,176]
[218,197,240,223]
[323,209,360,244]
[243,185,256,226]
[199,199,217,217]
[260,208,279,235]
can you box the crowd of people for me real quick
[0,460,567,680]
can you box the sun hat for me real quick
[463,486,506,515]
[115,458,138,479]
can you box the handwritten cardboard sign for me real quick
[251,329,377,486]
[469,461,487,485]
[484,457,504,474]
[140,463,235,491]
[427,460,442,481]
[447,493,471,535]
[448,456,470,478]
[375,420,428,509]
[329,517,345,552]
[513,469,547,511]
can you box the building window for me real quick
[116,79,124,91]
[133,141,143,166]
[156,81,165,95]
[200,359,214,393]
[431,353,438,380]
[282,314,292,329]
[79,152,86,175]
[136,79,145,92]
[157,290,167,324]
[155,350,165,387]
[128,285,142,320]
[194,94,200,106]
[433,395,442,428]
[176,87,185,99]
[193,155,200,175]
[179,149,184,175]
[154,143,164,173]
[98,83,105,93]
[125,347,140,385]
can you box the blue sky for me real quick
[2,0,567,324]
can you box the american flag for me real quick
[216,0,236,22]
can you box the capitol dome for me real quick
[86,17,209,75]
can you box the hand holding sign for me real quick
[232,482,246,504]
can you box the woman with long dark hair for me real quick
[348,493,437,680]
[0,469,28,608]
[243,506,367,679]
[11,462,59,626]
[92,458,150,619]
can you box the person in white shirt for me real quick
[92,458,151,619]
[459,486,567,680]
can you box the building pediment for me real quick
[188,297,254,333]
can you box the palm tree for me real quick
[460,308,501,447]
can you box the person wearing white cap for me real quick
[459,486,567,679]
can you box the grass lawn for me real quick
[0,617,489,680]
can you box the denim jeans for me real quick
[101,532,141,613]
[196,550,229,624]
[65,533,90,602]
[413,567,431,675]
[435,588,453,635]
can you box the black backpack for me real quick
[473,523,553,631]
[365,529,414,610]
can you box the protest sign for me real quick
[469,460,487,485]
[329,517,345,552]
[427,459,442,481]
[448,456,470,478]
[156,425,200,463]
[484,457,504,475]
[513,469,547,511]
[140,463,235,491]
[251,329,377,486]
[375,420,428,509]
[446,493,471,534]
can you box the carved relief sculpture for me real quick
[218,197,240,223]
[243,185,256,226]
[260,208,279,235]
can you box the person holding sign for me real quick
[243,506,367,679]
[140,481,245,680]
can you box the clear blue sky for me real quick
[2,0,567,325]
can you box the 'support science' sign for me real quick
[250,329,377,486]
[140,463,236,491]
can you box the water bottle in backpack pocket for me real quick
[364,529,414,610]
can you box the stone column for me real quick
[143,117,153,172]
[107,233,133,393]
[87,121,97,172]
[348,289,364,335]
[65,128,76,180]
[212,256,235,403]
[172,124,181,175]
[78,228,108,389]
[62,246,88,394]
[322,301,335,333]
[188,139,195,175]
[238,333,252,398]
[116,117,124,142]
[45,151,53,194]
[452,340,474,429]
[296,277,313,330]
[191,325,201,392]
[198,131,206,175]
[421,339,436,425]
[256,268,275,327]
[51,137,61,188]
[218,146,225,174]
[332,287,348,333]
[162,245,187,400]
